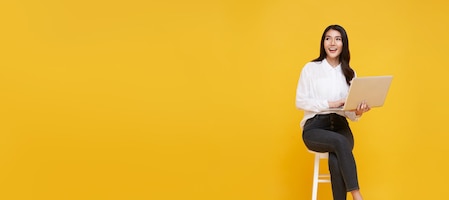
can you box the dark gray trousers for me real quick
[302,113,360,200]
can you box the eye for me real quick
[336,37,342,41]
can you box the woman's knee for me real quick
[333,136,352,151]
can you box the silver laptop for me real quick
[329,75,393,111]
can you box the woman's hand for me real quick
[355,101,371,116]
[328,98,346,108]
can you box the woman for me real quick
[295,25,370,200]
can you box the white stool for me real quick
[308,150,331,200]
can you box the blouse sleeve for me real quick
[344,111,361,121]
[295,66,329,112]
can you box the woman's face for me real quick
[323,29,343,60]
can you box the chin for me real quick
[326,54,340,59]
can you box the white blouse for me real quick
[295,59,359,128]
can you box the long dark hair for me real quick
[312,25,354,85]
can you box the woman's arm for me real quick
[295,67,331,112]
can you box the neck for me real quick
[326,57,340,67]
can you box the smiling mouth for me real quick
[328,48,338,52]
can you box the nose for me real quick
[331,38,336,45]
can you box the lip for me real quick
[328,47,337,51]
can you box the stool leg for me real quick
[312,154,319,200]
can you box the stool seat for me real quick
[308,150,331,200]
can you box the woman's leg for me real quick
[331,116,360,193]
[302,114,360,199]
[304,128,358,200]
[351,190,363,200]
[328,152,347,200]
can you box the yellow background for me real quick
[1,0,448,199]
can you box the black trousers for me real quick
[302,113,360,200]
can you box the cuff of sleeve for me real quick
[344,111,361,121]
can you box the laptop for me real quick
[328,75,393,111]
